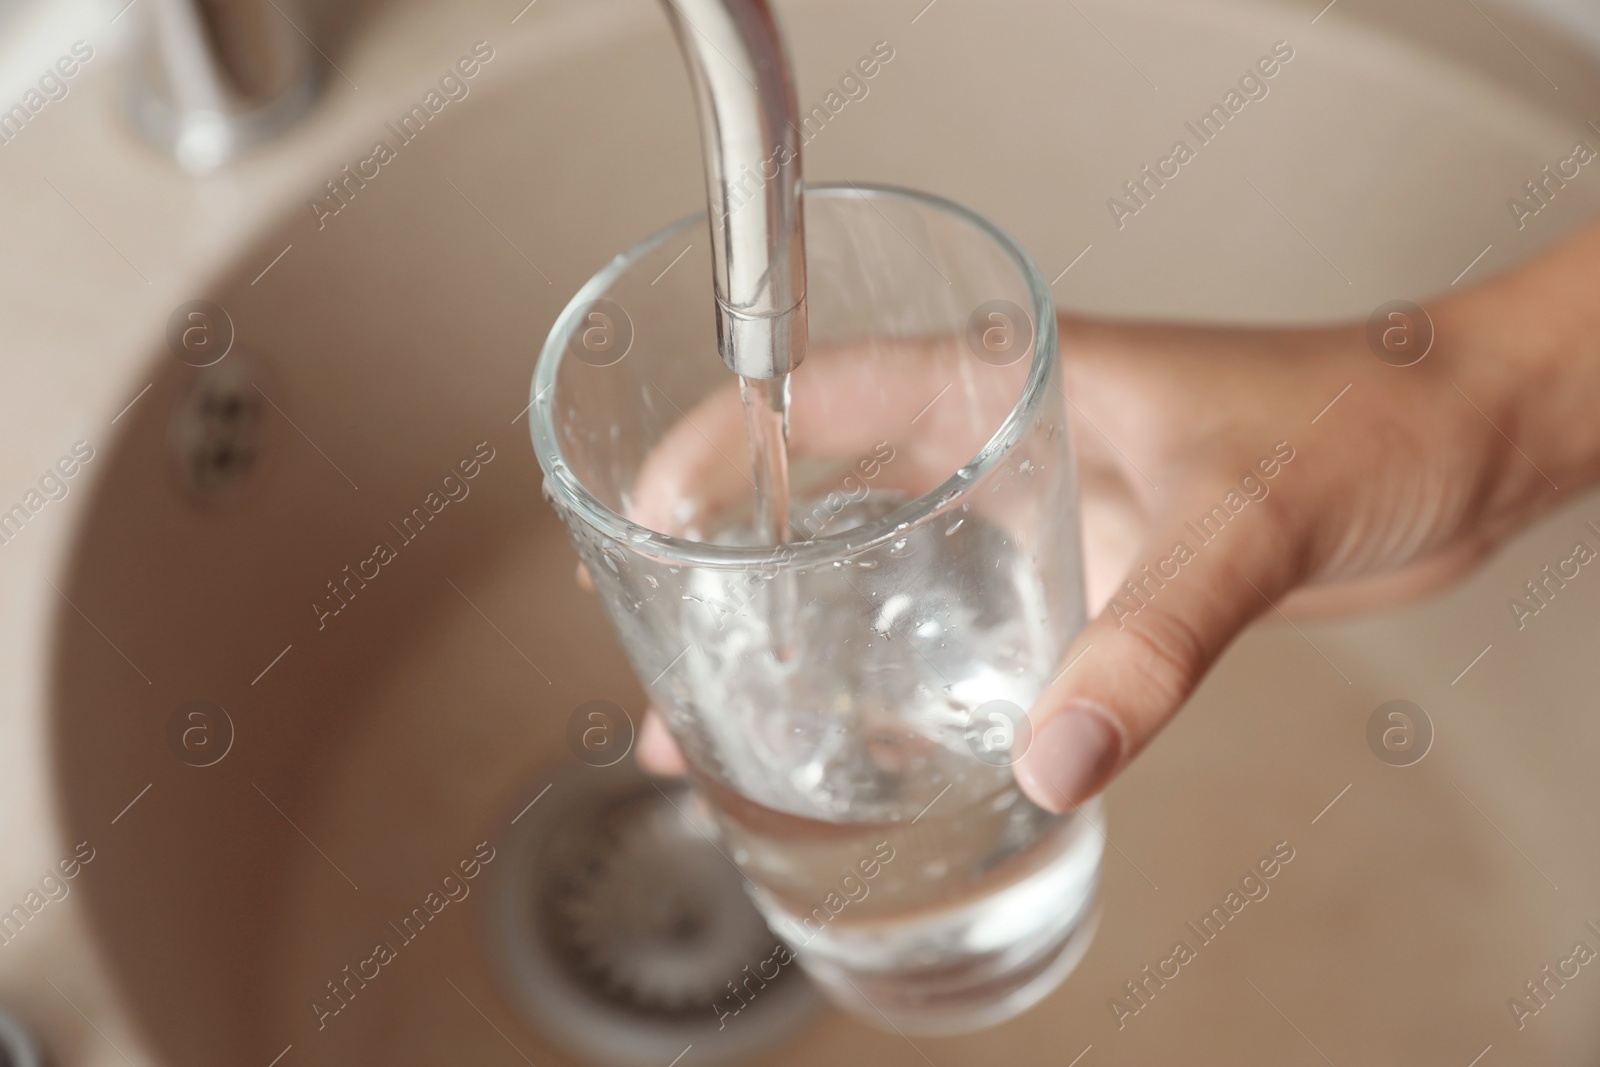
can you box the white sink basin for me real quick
[21,0,1600,1063]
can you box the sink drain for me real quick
[488,765,819,1066]
[167,355,264,503]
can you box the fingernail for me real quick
[1017,700,1124,812]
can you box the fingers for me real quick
[1014,483,1302,813]
[629,338,1024,536]
[637,708,687,776]
[628,375,757,537]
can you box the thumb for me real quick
[1013,486,1297,813]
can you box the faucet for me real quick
[126,0,806,375]
[657,0,809,379]
[127,0,321,173]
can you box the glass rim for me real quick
[529,181,1058,570]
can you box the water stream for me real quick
[736,373,792,545]
[737,372,796,657]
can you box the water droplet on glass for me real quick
[945,519,965,536]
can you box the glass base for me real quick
[800,898,1101,1037]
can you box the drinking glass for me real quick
[530,184,1101,1034]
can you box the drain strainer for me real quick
[489,764,819,1066]
[167,355,264,503]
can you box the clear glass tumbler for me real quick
[530,184,1101,1035]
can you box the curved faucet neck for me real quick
[658,0,809,379]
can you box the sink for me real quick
[40,0,1600,1063]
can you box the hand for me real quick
[624,223,1600,812]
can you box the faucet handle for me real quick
[127,0,321,173]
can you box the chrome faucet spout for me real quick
[657,0,808,379]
